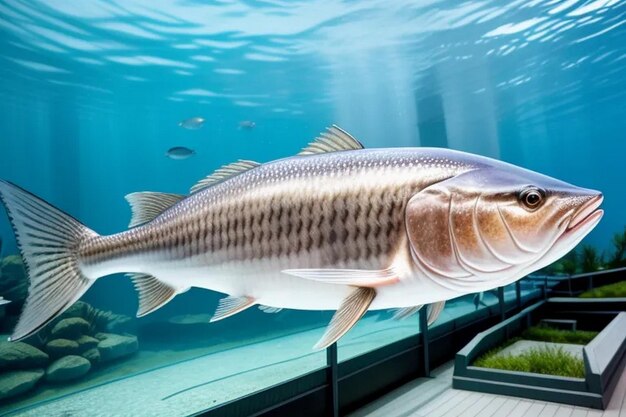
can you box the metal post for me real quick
[497,286,506,339]
[497,286,505,322]
[515,281,521,309]
[326,343,339,417]
[568,275,572,296]
[419,308,430,377]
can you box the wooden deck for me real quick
[349,361,626,417]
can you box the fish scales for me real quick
[80,151,450,272]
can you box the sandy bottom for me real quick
[4,290,530,417]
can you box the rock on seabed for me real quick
[45,339,81,358]
[50,317,90,339]
[0,341,48,370]
[97,334,138,362]
[0,369,44,400]
[46,355,91,382]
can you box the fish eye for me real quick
[519,187,544,209]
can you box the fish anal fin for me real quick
[281,268,398,288]
[392,305,423,321]
[128,273,177,317]
[298,125,364,156]
[125,192,185,228]
[210,295,256,322]
[314,287,376,350]
[427,301,445,325]
[190,160,260,194]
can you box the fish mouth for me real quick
[565,194,604,235]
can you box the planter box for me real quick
[453,298,626,409]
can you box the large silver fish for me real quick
[0,126,603,349]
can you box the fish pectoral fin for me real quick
[427,301,445,325]
[210,295,256,322]
[125,192,185,228]
[128,273,178,317]
[314,287,376,350]
[190,160,260,194]
[392,305,423,320]
[258,305,283,314]
[298,125,364,156]
[281,268,399,287]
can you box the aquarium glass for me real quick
[0,0,624,415]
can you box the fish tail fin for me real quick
[0,180,98,341]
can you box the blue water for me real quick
[0,0,624,413]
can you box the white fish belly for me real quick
[83,250,466,311]
[150,258,465,311]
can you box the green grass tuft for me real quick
[579,280,626,298]
[474,345,585,378]
[521,326,598,345]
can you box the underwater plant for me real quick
[560,250,579,275]
[607,226,626,268]
[579,280,626,298]
[580,245,603,273]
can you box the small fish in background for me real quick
[178,117,205,130]
[166,146,196,160]
[238,120,256,130]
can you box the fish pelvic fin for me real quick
[427,301,445,325]
[392,305,423,321]
[210,295,256,322]
[0,180,98,342]
[125,192,185,228]
[314,287,376,350]
[281,268,399,287]
[128,273,178,317]
[259,305,283,314]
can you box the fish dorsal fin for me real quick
[128,273,177,317]
[125,192,185,228]
[190,159,260,194]
[314,287,376,350]
[298,125,364,156]
[427,301,445,325]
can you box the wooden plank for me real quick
[428,391,479,417]
[479,396,508,417]
[553,405,575,417]
[571,408,590,417]
[456,394,497,417]
[526,402,548,416]
[507,400,535,417]
[491,398,523,417]
[538,404,559,417]
[415,388,467,416]
[352,376,448,417]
